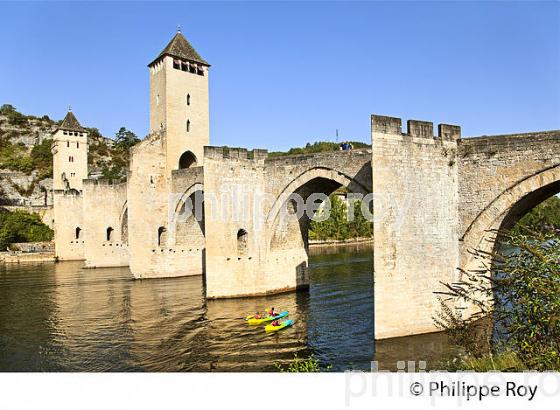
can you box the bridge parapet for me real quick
[203,146,268,161]
[371,114,461,141]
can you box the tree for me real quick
[0,210,53,249]
[114,127,140,150]
[0,104,16,114]
[309,194,373,241]
[435,229,560,371]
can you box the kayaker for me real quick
[254,312,262,319]
[268,307,276,317]
[271,320,280,326]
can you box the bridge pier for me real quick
[371,115,461,340]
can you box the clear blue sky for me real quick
[1,1,559,150]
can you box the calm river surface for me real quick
[0,245,455,371]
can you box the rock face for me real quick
[0,171,52,207]
[0,110,114,208]
[0,112,57,207]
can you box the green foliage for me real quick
[444,351,527,372]
[0,104,27,126]
[0,136,52,178]
[0,138,33,172]
[269,140,370,157]
[309,194,373,241]
[511,196,560,235]
[274,353,331,372]
[435,230,560,371]
[93,127,139,181]
[30,139,53,179]
[0,210,53,249]
[85,127,102,139]
[114,127,140,150]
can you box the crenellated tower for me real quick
[148,28,210,174]
[52,108,88,191]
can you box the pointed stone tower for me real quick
[51,108,88,261]
[52,108,88,191]
[148,29,210,174]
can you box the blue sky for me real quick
[1,1,559,150]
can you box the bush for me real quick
[30,138,53,176]
[274,353,331,372]
[0,210,53,249]
[435,229,560,371]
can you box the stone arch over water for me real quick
[266,166,371,253]
[461,165,560,269]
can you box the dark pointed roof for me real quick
[58,110,85,132]
[149,31,209,67]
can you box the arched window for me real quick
[158,226,167,246]
[187,93,190,106]
[186,119,190,133]
[75,227,82,240]
[106,227,114,242]
[237,229,248,255]
[178,151,197,169]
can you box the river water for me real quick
[0,245,455,372]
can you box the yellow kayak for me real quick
[265,319,293,332]
[246,311,288,325]
[245,308,275,320]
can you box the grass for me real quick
[445,351,527,372]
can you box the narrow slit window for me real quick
[106,227,114,242]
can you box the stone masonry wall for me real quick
[82,179,129,268]
[458,131,560,264]
[371,115,461,340]
[202,146,373,298]
[53,190,84,260]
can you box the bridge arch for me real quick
[461,165,560,266]
[119,201,128,245]
[266,166,370,225]
[266,166,372,252]
[172,183,205,247]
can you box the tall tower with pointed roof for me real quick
[148,29,210,173]
[52,108,88,191]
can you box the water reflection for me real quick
[0,245,457,372]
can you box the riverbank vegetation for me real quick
[0,209,53,250]
[274,353,331,372]
[309,193,373,241]
[435,228,560,371]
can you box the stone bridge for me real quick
[198,147,372,299]
[371,115,560,339]
[147,115,559,340]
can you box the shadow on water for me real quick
[0,244,456,372]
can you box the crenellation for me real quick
[407,119,434,139]
[438,124,461,141]
[204,146,224,159]
[371,115,402,135]
[251,149,268,161]
[227,148,248,159]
